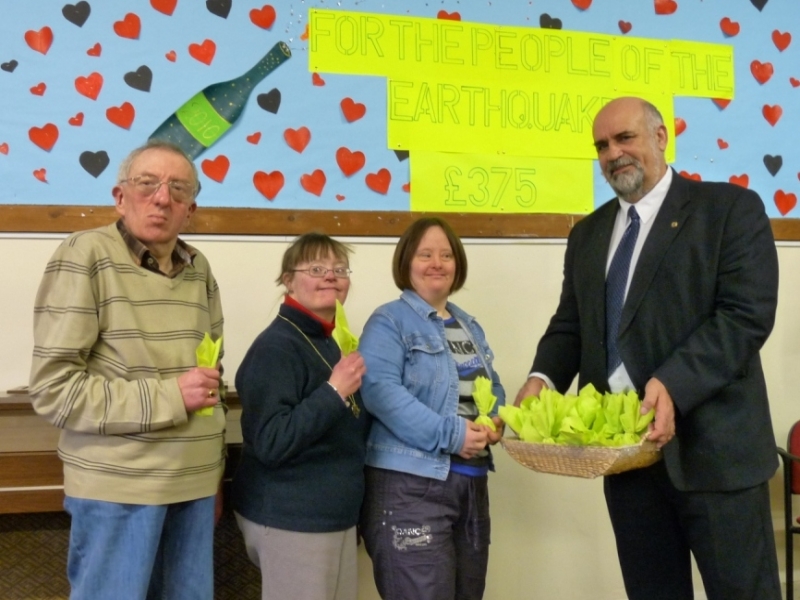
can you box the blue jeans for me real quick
[64,495,215,600]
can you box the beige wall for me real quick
[2,232,799,600]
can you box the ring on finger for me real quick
[208,389,216,398]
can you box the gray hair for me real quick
[116,140,200,197]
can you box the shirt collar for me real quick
[283,294,335,337]
[116,219,195,278]
[616,167,672,226]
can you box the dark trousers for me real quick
[360,466,490,600]
[604,460,781,600]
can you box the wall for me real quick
[2,232,799,599]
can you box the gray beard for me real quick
[605,160,645,202]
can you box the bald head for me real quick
[593,97,669,203]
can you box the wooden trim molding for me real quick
[2,205,799,240]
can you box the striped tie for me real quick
[606,205,640,376]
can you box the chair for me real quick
[778,421,800,600]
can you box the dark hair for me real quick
[392,217,467,293]
[277,232,353,286]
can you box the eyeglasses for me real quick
[292,266,352,279]
[122,176,196,203]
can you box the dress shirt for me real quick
[531,168,673,394]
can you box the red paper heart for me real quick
[335,194,345,201]
[253,171,284,200]
[679,171,701,181]
[775,190,797,216]
[284,127,311,153]
[25,26,53,55]
[402,183,411,193]
[300,169,326,196]
[790,77,800,88]
[674,117,686,136]
[30,83,46,96]
[28,123,59,151]
[340,98,366,123]
[571,0,592,9]
[250,5,276,29]
[436,10,461,20]
[712,98,731,110]
[150,0,178,16]
[729,174,749,188]
[114,13,141,39]
[201,155,230,183]
[719,17,740,37]
[772,30,792,52]
[75,72,103,100]
[33,168,47,183]
[762,104,782,126]
[87,43,101,57]
[312,73,325,86]
[717,139,728,149]
[69,112,84,126]
[247,132,262,144]
[165,50,177,62]
[365,168,391,194]
[618,20,632,34]
[189,39,216,65]
[106,102,135,129]
[336,147,366,177]
[654,0,677,15]
[0,143,9,155]
[750,60,773,84]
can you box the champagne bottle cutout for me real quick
[149,41,291,158]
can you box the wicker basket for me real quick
[500,436,661,479]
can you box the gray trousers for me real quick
[235,512,357,600]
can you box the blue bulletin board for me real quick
[0,0,797,218]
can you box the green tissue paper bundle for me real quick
[472,376,498,432]
[194,333,222,417]
[498,384,654,447]
[332,300,359,356]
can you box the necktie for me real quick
[606,205,641,376]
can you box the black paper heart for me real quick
[750,0,768,10]
[763,154,782,176]
[124,66,152,92]
[79,150,110,178]
[1,60,18,73]
[394,150,409,162]
[62,1,91,27]
[206,0,232,19]
[257,88,281,114]
[539,13,563,30]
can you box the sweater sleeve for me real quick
[29,235,189,434]
[235,328,351,468]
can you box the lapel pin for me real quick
[671,221,678,228]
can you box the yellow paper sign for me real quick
[410,151,593,214]
[389,78,675,162]
[670,41,734,99]
[309,9,733,100]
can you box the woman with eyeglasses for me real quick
[231,232,369,600]
[358,217,505,600]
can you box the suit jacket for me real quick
[531,170,779,492]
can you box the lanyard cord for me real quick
[278,314,360,418]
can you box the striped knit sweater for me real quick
[29,223,225,505]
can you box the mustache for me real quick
[606,157,640,172]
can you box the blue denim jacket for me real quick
[359,289,506,481]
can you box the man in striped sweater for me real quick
[29,140,225,600]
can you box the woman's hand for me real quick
[483,416,505,445]
[458,419,488,459]
[328,351,366,399]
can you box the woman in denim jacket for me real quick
[359,217,505,600]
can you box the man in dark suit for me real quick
[516,96,781,599]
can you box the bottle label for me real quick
[175,92,232,147]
